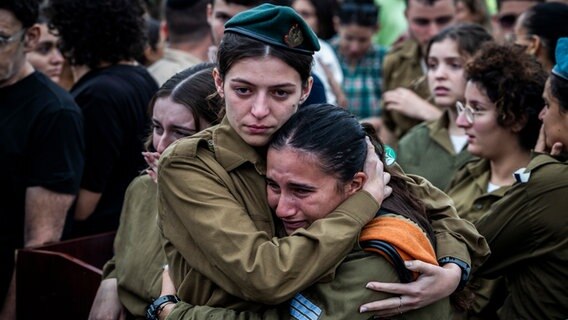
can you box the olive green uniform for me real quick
[447,158,514,224]
[382,39,432,140]
[397,111,474,191]
[475,154,568,319]
[446,159,514,319]
[102,175,164,318]
[158,117,489,313]
[166,247,451,320]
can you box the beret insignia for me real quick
[284,24,304,48]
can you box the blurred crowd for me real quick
[1,0,567,319]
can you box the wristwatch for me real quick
[438,256,471,291]
[145,294,180,320]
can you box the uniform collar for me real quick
[526,152,567,171]
[211,117,267,175]
[464,158,491,193]
[464,158,518,196]
[427,110,455,154]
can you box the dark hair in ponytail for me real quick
[269,103,434,245]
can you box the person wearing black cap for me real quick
[156,3,488,319]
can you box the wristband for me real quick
[146,294,180,320]
[438,257,471,291]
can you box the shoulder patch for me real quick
[513,167,531,183]
[290,293,322,320]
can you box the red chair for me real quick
[16,231,115,320]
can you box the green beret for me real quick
[552,37,568,81]
[224,3,320,55]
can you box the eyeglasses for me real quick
[456,101,483,124]
[0,29,26,48]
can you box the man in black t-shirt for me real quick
[0,1,84,317]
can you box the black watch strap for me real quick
[438,256,471,291]
[146,294,180,320]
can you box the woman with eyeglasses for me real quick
[446,42,546,319]
[512,2,568,72]
[397,24,493,191]
[469,37,568,319]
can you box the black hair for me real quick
[145,62,223,151]
[270,103,435,245]
[466,42,547,151]
[551,74,568,113]
[496,0,543,10]
[404,0,457,7]
[210,0,268,6]
[136,17,162,66]
[164,0,211,44]
[145,17,161,52]
[426,23,493,62]
[216,32,313,86]
[143,0,163,19]
[48,0,146,69]
[291,0,338,40]
[521,2,568,66]
[337,0,379,27]
[0,0,39,28]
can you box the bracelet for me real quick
[145,295,180,320]
[438,257,471,291]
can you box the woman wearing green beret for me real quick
[155,4,488,319]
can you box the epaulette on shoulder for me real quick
[516,153,568,184]
[164,135,213,159]
[513,167,531,184]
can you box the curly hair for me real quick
[465,42,547,151]
[47,0,146,69]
